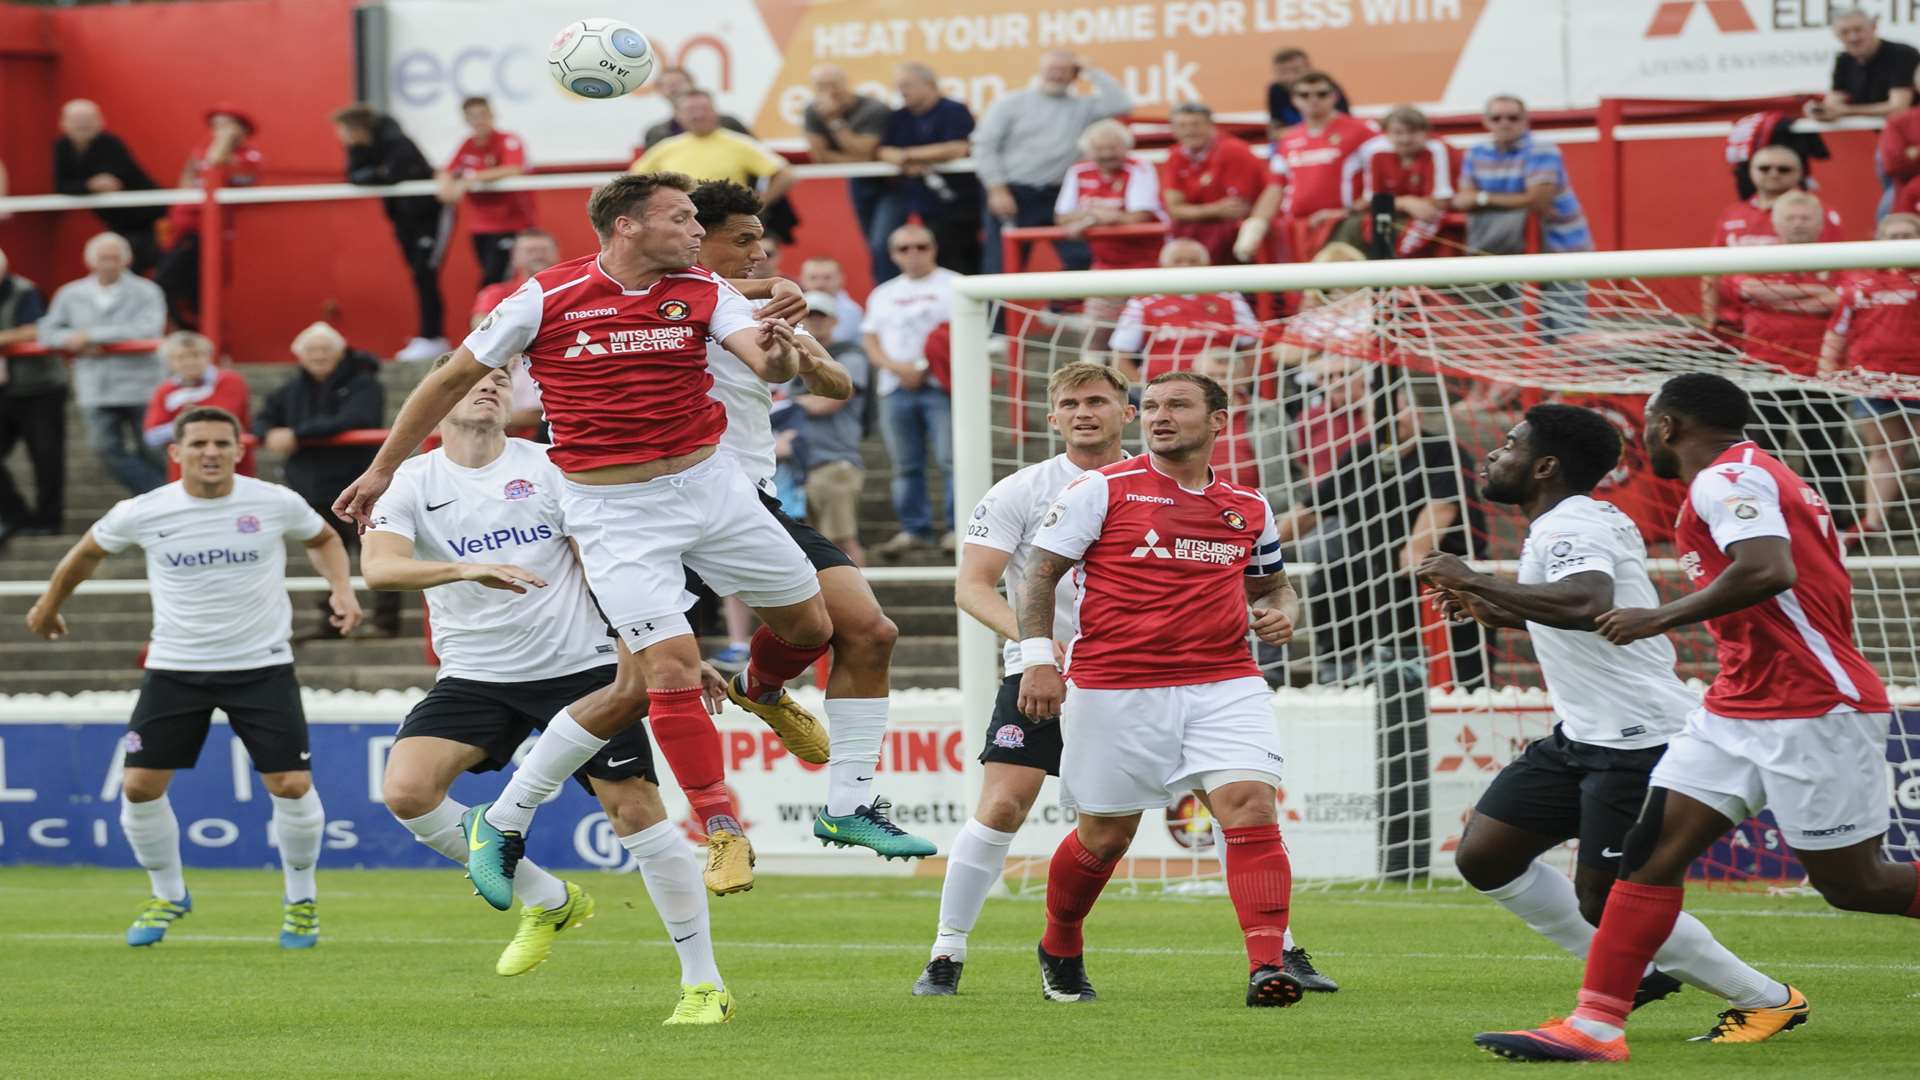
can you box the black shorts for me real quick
[979,673,1064,775]
[757,488,856,573]
[395,666,657,794]
[1474,725,1668,871]
[126,665,309,774]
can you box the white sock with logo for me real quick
[1478,859,1597,958]
[825,697,890,816]
[395,797,568,910]
[1652,911,1789,1009]
[622,820,724,989]
[120,794,187,903]
[270,788,326,901]
[485,710,608,834]
[932,818,1016,962]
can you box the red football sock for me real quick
[647,686,736,826]
[1572,880,1685,1029]
[1040,832,1117,958]
[1904,865,1920,919]
[744,624,830,701]
[1223,824,1293,970]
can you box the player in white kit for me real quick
[1417,404,1793,1039]
[25,406,362,949]
[362,359,737,1025]
[688,180,934,858]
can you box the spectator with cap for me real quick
[52,99,165,272]
[0,244,61,543]
[155,103,263,329]
[40,232,168,496]
[256,321,398,638]
[799,256,865,346]
[332,103,449,362]
[804,64,892,262]
[1703,145,1844,334]
[1055,118,1165,342]
[641,67,753,150]
[873,63,982,281]
[973,50,1131,274]
[1161,102,1269,266]
[1808,6,1918,218]
[436,96,533,288]
[790,290,873,565]
[142,330,255,479]
[631,90,798,241]
[1267,47,1351,127]
[863,223,959,555]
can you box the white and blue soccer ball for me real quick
[548,17,655,100]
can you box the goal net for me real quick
[948,243,1920,895]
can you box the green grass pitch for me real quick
[4,866,1915,1078]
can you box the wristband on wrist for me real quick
[1019,637,1057,669]
[1475,190,1489,208]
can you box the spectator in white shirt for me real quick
[862,224,959,556]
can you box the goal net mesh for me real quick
[972,272,1920,895]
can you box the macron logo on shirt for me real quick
[563,307,619,321]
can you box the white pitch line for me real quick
[13,932,1919,973]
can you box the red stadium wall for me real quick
[0,0,1888,362]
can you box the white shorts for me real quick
[559,450,820,651]
[1060,676,1284,816]
[1649,707,1891,852]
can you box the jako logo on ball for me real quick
[549,17,656,100]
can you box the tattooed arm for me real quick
[1015,546,1078,720]
[1244,568,1300,646]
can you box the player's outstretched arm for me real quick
[25,531,111,641]
[1596,536,1795,645]
[1015,548,1077,719]
[791,332,852,400]
[360,532,548,595]
[1419,551,1613,631]
[302,527,365,636]
[332,348,492,527]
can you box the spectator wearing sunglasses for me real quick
[1702,146,1844,335]
[1453,95,1592,255]
[862,224,960,557]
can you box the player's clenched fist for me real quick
[1595,606,1665,645]
[25,602,67,641]
[1249,606,1294,646]
[1018,663,1066,722]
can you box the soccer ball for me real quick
[548,18,655,100]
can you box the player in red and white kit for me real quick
[1477,374,1919,1063]
[1238,70,1377,261]
[336,172,836,902]
[1018,371,1304,1008]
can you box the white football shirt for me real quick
[1517,495,1694,748]
[965,453,1093,676]
[90,476,327,672]
[862,267,958,395]
[368,439,617,682]
[705,305,814,493]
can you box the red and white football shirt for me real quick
[463,254,758,472]
[1108,292,1259,383]
[1266,114,1378,218]
[1729,270,1834,376]
[1707,197,1844,327]
[1160,134,1268,263]
[448,131,536,234]
[1033,456,1284,690]
[1054,156,1165,270]
[1675,442,1889,719]
[1826,268,1920,376]
[1346,134,1456,204]
[168,138,265,237]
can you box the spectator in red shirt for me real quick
[1241,70,1377,261]
[1337,105,1456,258]
[1876,104,1920,193]
[468,229,559,327]
[1055,118,1165,338]
[435,96,534,287]
[1160,103,1267,266]
[1107,238,1257,384]
[1821,212,1920,540]
[143,330,255,479]
[1702,145,1843,332]
[1190,347,1262,489]
[154,104,264,330]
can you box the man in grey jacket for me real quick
[974,51,1131,274]
[38,232,168,495]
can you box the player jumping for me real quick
[686,179,933,858]
[26,406,362,949]
[913,361,1335,996]
[363,358,735,1024]
[336,172,835,902]
[1475,374,1919,1062]
[1416,403,1796,1038]
[1018,371,1304,1007]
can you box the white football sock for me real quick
[395,797,569,909]
[1284,926,1296,951]
[485,710,607,834]
[270,789,326,901]
[120,794,186,902]
[1568,1016,1624,1042]
[825,697,889,816]
[932,818,1016,962]
[1652,911,1789,1009]
[1477,860,1596,958]
[622,820,724,989]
